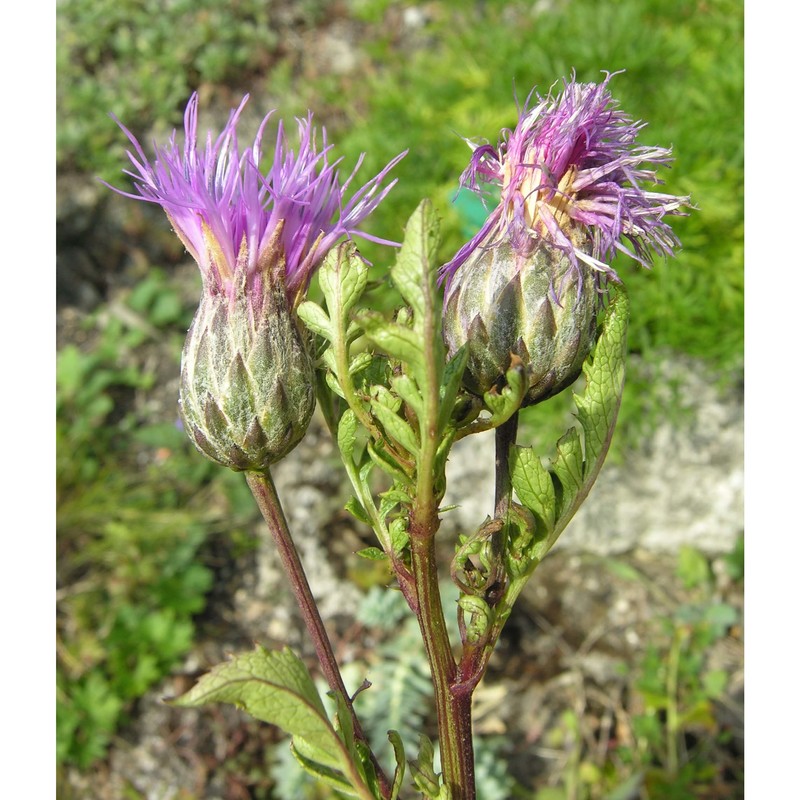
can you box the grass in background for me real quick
[56,271,256,768]
[332,0,743,372]
[58,0,743,375]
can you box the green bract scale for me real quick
[180,264,315,472]
[442,234,601,406]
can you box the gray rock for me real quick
[443,355,743,555]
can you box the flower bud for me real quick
[179,275,315,472]
[443,234,601,406]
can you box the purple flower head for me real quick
[440,72,690,293]
[109,93,405,307]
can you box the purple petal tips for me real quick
[108,93,406,305]
[440,72,691,290]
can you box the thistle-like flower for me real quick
[111,93,404,470]
[441,72,690,406]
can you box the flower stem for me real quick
[494,412,519,517]
[408,515,476,800]
[245,470,390,799]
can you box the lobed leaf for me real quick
[509,447,556,534]
[318,243,369,317]
[391,199,441,327]
[371,398,419,457]
[359,315,426,375]
[297,301,333,341]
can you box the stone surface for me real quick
[442,355,743,556]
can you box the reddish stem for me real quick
[246,470,390,799]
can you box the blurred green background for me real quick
[56,0,743,796]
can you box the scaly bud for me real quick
[443,235,601,404]
[179,235,315,471]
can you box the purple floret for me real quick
[440,72,690,290]
[109,93,405,304]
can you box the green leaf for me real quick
[392,374,424,419]
[409,734,442,798]
[359,315,426,375]
[437,344,469,430]
[549,426,583,517]
[349,351,375,375]
[170,646,347,771]
[318,242,369,317]
[510,446,556,534]
[547,287,630,543]
[290,739,364,798]
[387,730,407,800]
[573,288,629,471]
[346,497,372,526]
[338,409,359,462]
[482,358,527,425]
[371,397,419,456]
[321,346,338,373]
[388,516,410,552]
[357,547,388,561]
[325,370,346,399]
[329,689,357,758]
[391,199,440,326]
[297,300,333,341]
[367,440,414,487]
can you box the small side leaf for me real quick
[409,735,442,798]
[367,440,414,487]
[346,497,372,526]
[337,409,359,463]
[438,344,469,430]
[392,374,424,420]
[349,351,375,376]
[549,426,583,518]
[482,356,527,426]
[371,399,419,456]
[359,315,426,375]
[318,242,369,316]
[387,730,407,800]
[357,547,388,561]
[297,301,333,341]
[391,199,441,326]
[510,446,556,534]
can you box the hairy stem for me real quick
[246,470,390,799]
